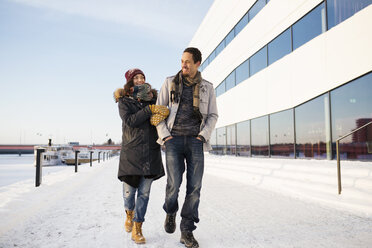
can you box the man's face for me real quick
[181,52,200,78]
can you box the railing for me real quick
[35,150,113,187]
[336,121,372,194]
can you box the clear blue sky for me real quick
[0,0,214,145]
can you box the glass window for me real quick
[268,28,292,65]
[237,120,251,156]
[235,13,248,36]
[292,2,326,50]
[225,71,236,91]
[216,127,227,155]
[249,46,267,77]
[209,50,216,63]
[331,72,372,161]
[200,62,205,72]
[210,129,218,154]
[215,40,225,56]
[249,0,266,21]
[203,57,210,69]
[295,93,331,159]
[251,116,269,156]
[235,60,249,85]
[226,124,236,155]
[270,109,295,157]
[327,0,371,29]
[216,81,225,97]
[225,29,235,46]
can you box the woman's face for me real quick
[133,74,145,86]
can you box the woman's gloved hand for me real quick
[148,105,169,116]
[148,105,170,126]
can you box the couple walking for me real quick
[114,47,218,248]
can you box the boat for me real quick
[58,146,74,164]
[63,148,99,165]
[34,145,63,166]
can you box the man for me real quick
[156,47,218,248]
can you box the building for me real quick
[189,0,372,161]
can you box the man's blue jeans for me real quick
[163,136,204,232]
[123,177,153,223]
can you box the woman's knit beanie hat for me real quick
[125,68,145,82]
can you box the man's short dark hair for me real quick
[183,47,202,64]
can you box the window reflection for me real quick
[250,46,267,77]
[236,60,249,85]
[209,50,216,62]
[210,129,217,154]
[216,40,225,56]
[295,93,331,159]
[225,71,236,91]
[268,28,292,65]
[235,13,248,36]
[226,124,236,155]
[251,116,269,156]
[225,29,235,46]
[292,2,326,50]
[216,127,227,155]
[327,0,371,29]
[249,0,266,20]
[203,58,210,69]
[237,120,251,156]
[331,72,372,160]
[270,109,295,157]
[216,81,225,97]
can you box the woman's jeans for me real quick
[163,136,204,232]
[123,177,153,223]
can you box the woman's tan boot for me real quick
[131,222,146,244]
[125,210,134,232]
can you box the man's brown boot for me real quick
[131,222,146,244]
[124,210,134,232]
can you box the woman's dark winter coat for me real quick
[117,92,164,187]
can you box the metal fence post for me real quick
[336,140,342,194]
[35,148,45,187]
[75,150,80,173]
[90,151,93,167]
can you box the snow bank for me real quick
[204,155,372,216]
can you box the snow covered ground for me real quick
[0,154,66,187]
[0,154,371,247]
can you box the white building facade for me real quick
[189,0,372,160]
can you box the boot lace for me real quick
[168,214,175,225]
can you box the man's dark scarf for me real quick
[170,70,203,120]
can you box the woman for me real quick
[114,68,168,244]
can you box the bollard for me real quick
[103,152,105,162]
[75,150,80,173]
[35,148,45,187]
[90,151,94,167]
[98,151,101,163]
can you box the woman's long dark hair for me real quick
[123,80,134,96]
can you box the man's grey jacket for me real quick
[155,75,219,151]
